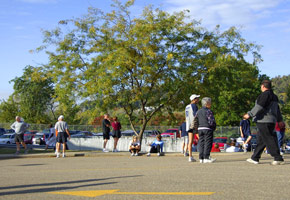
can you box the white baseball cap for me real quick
[58,115,64,120]
[190,94,200,101]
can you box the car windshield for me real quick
[213,138,227,143]
[165,130,176,133]
[0,135,11,138]
[34,135,43,139]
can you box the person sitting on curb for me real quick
[226,140,242,152]
[129,136,141,156]
[147,134,164,157]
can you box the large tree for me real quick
[37,0,261,137]
[10,66,55,123]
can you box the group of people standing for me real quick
[10,115,71,158]
[181,80,286,165]
[102,114,122,152]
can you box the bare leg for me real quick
[103,139,108,149]
[56,142,60,153]
[188,132,193,157]
[114,138,119,150]
[62,143,66,154]
[16,142,20,152]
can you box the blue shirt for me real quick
[179,122,188,137]
[191,104,198,116]
[151,140,164,152]
[240,119,251,137]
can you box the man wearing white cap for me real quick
[55,115,71,158]
[185,94,200,162]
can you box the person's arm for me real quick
[240,126,244,138]
[11,122,16,130]
[66,129,70,140]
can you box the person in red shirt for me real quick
[111,116,122,152]
[211,143,220,152]
[275,121,286,154]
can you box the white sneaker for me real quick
[62,154,66,158]
[204,158,216,163]
[246,158,259,164]
[56,153,60,158]
[188,157,196,162]
[135,153,138,156]
[199,159,203,163]
[131,152,135,156]
[147,153,151,157]
[157,153,160,156]
[103,149,109,152]
[271,160,285,165]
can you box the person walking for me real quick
[111,116,122,152]
[55,115,71,158]
[11,116,29,155]
[245,80,285,165]
[192,97,216,163]
[102,114,111,152]
[185,94,200,162]
[180,121,188,156]
[240,114,252,152]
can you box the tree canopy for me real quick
[0,0,266,135]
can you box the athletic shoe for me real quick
[203,158,216,163]
[147,153,151,157]
[270,161,285,165]
[131,152,135,156]
[135,153,138,156]
[62,154,66,158]
[199,159,203,163]
[188,157,196,162]
[157,153,160,156]
[246,158,259,164]
[103,149,109,153]
[56,153,60,158]
[184,152,189,157]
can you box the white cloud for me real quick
[164,0,282,28]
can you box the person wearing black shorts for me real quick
[102,114,111,152]
[111,116,122,152]
[54,115,70,158]
[11,116,29,155]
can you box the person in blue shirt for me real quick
[179,122,188,156]
[147,135,164,156]
[240,114,252,152]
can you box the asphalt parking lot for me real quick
[0,152,290,200]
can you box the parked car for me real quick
[161,128,180,138]
[212,137,229,151]
[32,133,50,145]
[0,128,6,136]
[24,131,37,144]
[143,130,161,137]
[71,131,94,138]
[5,129,15,133]
[69,130,81,136]
[121,130,137,137]
[0,134,16,144]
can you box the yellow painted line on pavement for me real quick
[48,190,215,197]
[117,191,215,195]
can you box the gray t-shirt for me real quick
[54,121,68,132]
[11,121,29,134]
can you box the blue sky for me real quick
[1,0,290,100]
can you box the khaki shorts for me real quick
[182,136,189,144]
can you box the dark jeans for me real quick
[251,123,283,161]
[198,129,213,159]
[150,145,161,153]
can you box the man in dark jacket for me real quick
[245,80,284,165]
